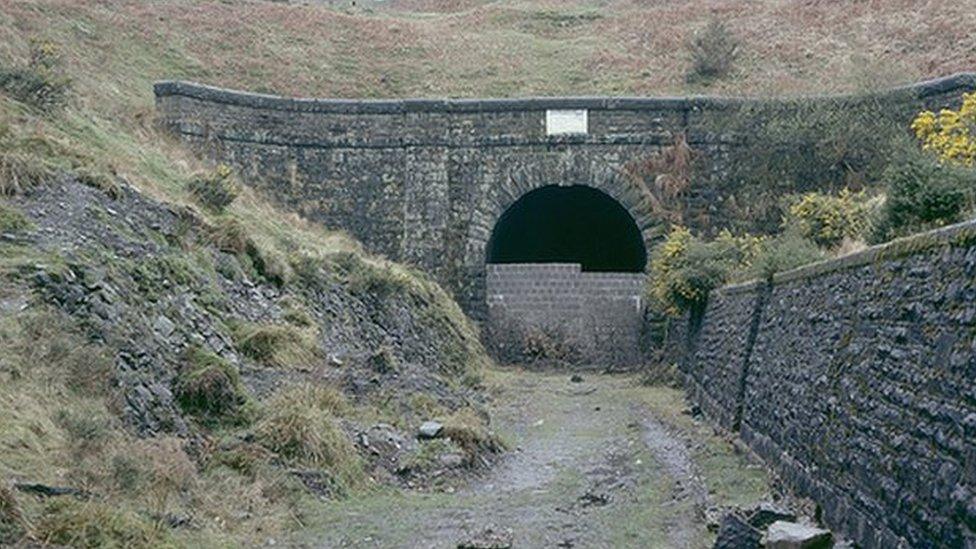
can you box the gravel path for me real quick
[305,370,741,548]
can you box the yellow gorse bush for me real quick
[648,225,762,315]
[912,92,976,167]
[786,188,869,248]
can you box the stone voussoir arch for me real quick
[471,157,657,269]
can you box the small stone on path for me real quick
[418,420,444,439]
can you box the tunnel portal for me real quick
[486,185,647,272]
[485,185,647,366]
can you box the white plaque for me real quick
[546,109,588,136]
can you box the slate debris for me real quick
[7,175,488,449]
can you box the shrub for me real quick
[686,19,738,84]
[0,39,71,110]
[188,164,239,213]
[174,346,254,426]
[912,92,976,167]
[254,384,362,491]
[0,203,33,234]
[784,188,871,248]
[743,229,824,280]
[648,226,757,315]
[874,150,976,241]
[703,98,905,230]
[230,321,319,369]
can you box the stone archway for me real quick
[473,158,652,366]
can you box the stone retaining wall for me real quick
[154,74,976,321]
[677,221,976,548]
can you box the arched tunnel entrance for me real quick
[486,185,647,272]
[484,185,648,367]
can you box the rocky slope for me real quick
[0,172,500,546]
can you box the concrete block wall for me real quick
[678,220,976,548]
[485,263,644,366]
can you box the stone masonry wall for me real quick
[485,264,644,366]
[153,74,976,322]
[678,220,976,548]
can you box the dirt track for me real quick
[303,369,768,548]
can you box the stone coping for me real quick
[717,218,976,295]
[154,73,976,115]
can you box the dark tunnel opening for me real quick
[486,185,647,272]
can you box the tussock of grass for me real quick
[207,440,275,478]
[72,165,122,200]
[0,150,54,196]
[174,346,255,427]
[206,216,251,255]
[0,309,113,395]
[0,203,32,234]
[280,296,315,328]
[441,407,507,460]
[403,438,463,473]
[254,384,363,491]
[230,320,320,370]
[205,216,292,286]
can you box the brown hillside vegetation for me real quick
[1,0,974,105]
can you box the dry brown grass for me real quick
[253,384,364,491]
[1,0,971,111]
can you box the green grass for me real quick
[229,320,320,370]
[0,202,31,233]
[174,345,256,427]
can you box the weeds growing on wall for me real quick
[701,95,908,232]
[623,133,694,229]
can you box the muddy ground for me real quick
[296,368,770,548]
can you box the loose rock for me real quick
[765,521,832,549]
[713,513,761,549]
[418,420,444,439]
